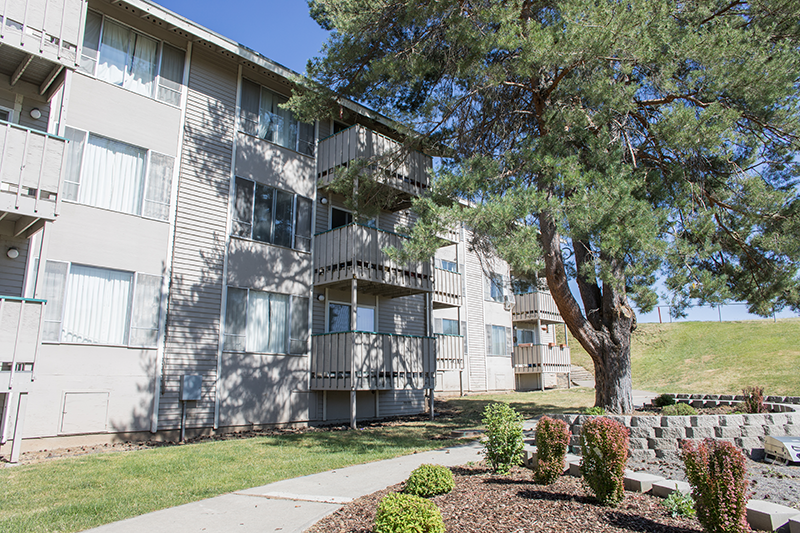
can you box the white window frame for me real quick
[329,205,377,230]
[223,286,308,355]
[0,106,13,123]
[41,260,162,348]
[486,273,505,303]
[63,126,174,221]
[79,10,186,107]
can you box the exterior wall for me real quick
[0,236,29,296]
[0,84,51,132]
[464,236,488,391]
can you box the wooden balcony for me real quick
[310,331,435,391]
[1,297,45,393]
[436,334,464,371]
[432,267,461,309]
[317,125,431,211]
[436,226,460,244]
[512,291,564,324]
[0,121,66,238]
[314,223,433,297]
[512,343,571,375]
[0,0,83,93]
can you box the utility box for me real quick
[180,375,202,402]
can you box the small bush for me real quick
[580,417,630,506]
[653,393,676,408]
[534,416,571,484]
[404,464,454,497]
[662,403,698,416]
[374,493,445,533]
[681,439,750,533]
[742,386,766,414]
[482,402,524,475]
[584,406,606,416]
[663,490,696,518]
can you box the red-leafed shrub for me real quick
[534,416,571,485]
[681,439,751,533]
[742,386,766,414]
[580,417,629,506]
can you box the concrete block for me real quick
[662,417,691,428]
[720,395,734,401]
[523,446,538,469]
[767,396,785,404]
[654,427,684,439]
[789,515,800,533]
[629,438,649,450]
[624,472,665,493]
[629,449,657,461]
[654,450,681,461]
[706,394,720,400]
[715,426,741,439]
[568,460,582,477]
[690,415,716,428]
[676,394,690,399]
[630,426,654,439]
[734,437,763,451]
[741,425,766,438]
[720,415,745,427]
[685,427,715,439]
[631,416,660,428]
[746,500,800,532]
[652,480,691,498]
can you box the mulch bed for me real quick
[307,463,703,533]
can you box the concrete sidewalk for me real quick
[85,441,484,533]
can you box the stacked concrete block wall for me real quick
[554,395,800,460]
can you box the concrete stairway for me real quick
[570,365,595,387]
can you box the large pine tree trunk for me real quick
[592,335,633,413]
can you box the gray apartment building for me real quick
[0,0,571,462]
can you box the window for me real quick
[330,207,353,230]
[240,78,315,155]
[63,127,174,220]
[516,328,536,345]
[437,259,458,273]
[80,10,186,105]
[231,177,312,251]
[224,288,309,354]
[486,324,512,356]
[40,261,161,347]
[484,274,506,303]
[0,108,11,122]
[434,318,459,335]
[327,303,375,332]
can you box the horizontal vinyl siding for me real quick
[378,390,425,417]
[0,237,29,296]
[160,48,237,430]
[312,298,325,335]
[378,294,426,336]
[464,233,487,392]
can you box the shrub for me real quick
[681,439,751,533]
[374,493,445,533]
[662,403,698,416]
[584,406,606,416]
[580,417,630,506]
[482,402,524,474]
[653,393,676,408]
[663,490,696,518]
[534,416,571,484]
[404,464,455,497]
[742,386,766,414]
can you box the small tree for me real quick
[482,402,524,475]
[580,417,630,506]
[534,416,571,484]
[681,439,751,533]
[741,387,766,414]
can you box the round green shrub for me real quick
[404,464,455,497]
[661,403,697,416]
[653,393,676,408]
[374,493,445,533]
[584,406,606,416]
[482,402,524,474]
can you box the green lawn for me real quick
[568,317,800,395]
[0,388,594,533]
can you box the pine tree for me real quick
[289,0,800,412]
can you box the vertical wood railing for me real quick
[435,334,464,370]
[0,0,84,67]
[512,344,571,374]
[310,331,435,390]
[432,267,461,307]
[512,291,564,323]
[0,297,46,391]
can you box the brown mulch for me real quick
[307,463,703,533]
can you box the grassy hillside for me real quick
[566,318,800,396]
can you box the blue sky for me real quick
[156,0,329,74]
[154,0,798,324]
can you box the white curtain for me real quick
[97,20,129,87]
[41,261,69,342]
[80,135,145,215]
[356,307,375,332]
[62,265,132,345]
[127,33,158,97]
[246,291,288,353]
[130,273,161,347]
[267,293,288,353]
[491,325,506,356]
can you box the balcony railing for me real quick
[317,125,431,210]
[310,331,435,391]
[512,343,571,375]
[512,291,563,323]
[314,223,433,297]
[435,334,464,371]
[432,267,461,308]
[0,0,84,69]
[1,297,45,391]
[0,121,66,237]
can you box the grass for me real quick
[0,388,595,533]
[567,317,800,395]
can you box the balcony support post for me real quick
[350,277,357,430]
[9,392,28,463]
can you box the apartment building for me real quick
[0,0,570,462]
